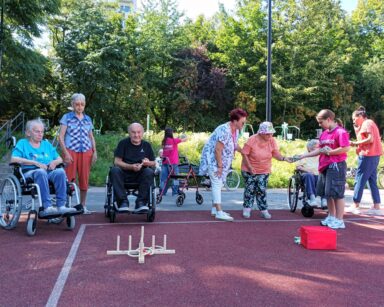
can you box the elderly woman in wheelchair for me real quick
[0,119,83,235]
[288,139,327,217]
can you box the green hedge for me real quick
[89,132,382,188]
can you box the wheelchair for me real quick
[0,163,83,236]
[288,170,326,218]
[104,173,156,223]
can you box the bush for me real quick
[89,133,382,188]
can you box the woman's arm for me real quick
[10,156,48,170]
[214,141,224,177]
[89,130,97,163]
[58,125,73,163]
[351,134,373,146]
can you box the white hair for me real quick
[71,93,86,107]
[25,119,45,136]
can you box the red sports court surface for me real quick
[1,211,384,307]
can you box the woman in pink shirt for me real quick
[349,106,383,215]
[160,127,187,196]
[298,109,350,229]
[241,121,291,219]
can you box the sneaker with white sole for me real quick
[366,208,383,215]
[215,211,234,221]
[345,206,360,214]
[43,206,58,216]
[321,198,328,209]
[243,208,251,219]
[83,207,93,214]
[320,215,335,226]
[309,200,318,207]
[327,218,346,229]
[58,206,76,214]
[260,210,271,219]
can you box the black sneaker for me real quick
[118,200,130,212]
[134,202,149,213]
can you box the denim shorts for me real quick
[316,161,347,199]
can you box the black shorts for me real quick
[316,161,347,199]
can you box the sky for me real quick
[175,0,358,20]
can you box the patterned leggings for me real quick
[242,171,269,211]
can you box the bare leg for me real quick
[80,190,87,206]
[328,198,336,217]
[335,198,345,220]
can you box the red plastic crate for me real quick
[300,226,337,250]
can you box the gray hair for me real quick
[307,139,319,151]
[25,119,45,136]
[128,122,144,133]
[71,93,86,107]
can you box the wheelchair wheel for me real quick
[109,210,116,223]
[180,191,186,200]
[225,169,240,191]
[156,194,162,204]
[301,205,314,218]
[146,208,156,222]
[104,177,113,217]
[176,195,184,207]
[196,192,204,205]
[0,175,22,230]
[66,216,76,230]
[26,215,37,236]
[288,176,299,212]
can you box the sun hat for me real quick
[257,121,276,134]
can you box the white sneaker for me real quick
[243,208,251,219]
[83,207,93,214]
[215,211,234,221]
[43,206,58,215]
[320,215,335,226]
[366,208,383,215]
[345,206,360,214]
[260,210,271,219]
[327,218,346,229]
[58,206,76,214]
[321,198,328,208]
[309,200,318,207]
[211,207,217,216]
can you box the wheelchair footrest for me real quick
[38,205,83,219]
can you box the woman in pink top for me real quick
[160,127,187,196]
[298,109,350,229]
[241,121,291,219]
[349,106,383,215]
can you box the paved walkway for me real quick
[85,186,384,213]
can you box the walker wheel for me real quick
[176,195,184,207]
[196,193,204,205]
[156,194,162,204]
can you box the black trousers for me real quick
[109,166,154,205]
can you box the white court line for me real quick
[46,224,86,307]
[45,215,384,305]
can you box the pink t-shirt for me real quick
[241,134,281,174]
[355,119,383,157]
[163,138,182,164]
[318,126,350,173]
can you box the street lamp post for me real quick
[266,0,272,121]
[0,0,5,74]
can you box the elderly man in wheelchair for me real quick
[0,119,83,235]
[105,122,156,223]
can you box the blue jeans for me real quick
[301,173,318,198]
[24,168,67,208]
[160,164,179,195]
[353,155,381,204]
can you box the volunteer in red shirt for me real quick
[349,106,383,215]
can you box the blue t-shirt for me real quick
[12,139,59,171]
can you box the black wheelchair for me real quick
[0,163,83,236]
[288,170,326,218]
[104,173,156,223]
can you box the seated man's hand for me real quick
[35,162,48,170]
[131,163,143,172]
[47,161,58,171]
